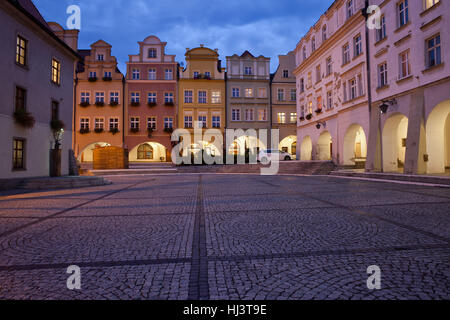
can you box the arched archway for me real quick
[279,135,297,159]
[317,131,332,160]
[426,100,450,174]
[300,136,312,161]
[382,113,408,172]
[129,142,167,162]
[343,124,367,166]
[78,142,111,162]
[228,136,266,156]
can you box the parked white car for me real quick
[257,150,292,164]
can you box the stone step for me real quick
[330,171,450,186]
[91,168,178,176]
[18,176,111,190]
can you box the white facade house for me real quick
[0,0,79,180]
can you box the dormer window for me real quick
[347,0,354,19]
[97,54,104,61]
[283,70,289,78]
[148,48,157,59]
[311,37,316,52]
[302,47,307,60]
[322,25,327,42]
[244,67,252,75]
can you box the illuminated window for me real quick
[277,113,286,124]
[398,0,409,27]
[16,35,27,66]
[426,34,441,68]
[13,138,25,170]
[51,59,61,85]
[425,0,439,10]
[212,91,221,104]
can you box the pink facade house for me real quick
[125,36,177,163]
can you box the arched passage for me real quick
[78,142,111,162]
[129,142,167,162]
[343,124,367,166]
[426,100,450,174]
[279,135,297,159]
[228,136,266,156]
[317,131,332,161]
[300,136,312,161]
[382,113,408,173]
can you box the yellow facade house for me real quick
[74,40,125,163]
[178,45,226,156]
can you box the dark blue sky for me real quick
[34,0,334,73]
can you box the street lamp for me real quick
[53,128,65,150]
[316,121,326,130]
[380,99,397,114]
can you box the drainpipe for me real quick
[73,75,78,156]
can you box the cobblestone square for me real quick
[0,174,449,300]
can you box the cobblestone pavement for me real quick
[0,174,449,300]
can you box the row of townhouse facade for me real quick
[294,0,450,174]
[74,38,297,163]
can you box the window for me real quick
[148,69,156,80]
[349,78,357,100]
[148,92,157,103]
[212,91,221,104]
[376,15,387,42]
[232,109,241,121]
[303,47,307,60]
[95,92,105,103]
[277,113,286,124]
[94,118,104,130]
[212,116,221,128]
[232,88,240,98]
[51,101,59,122]
[358,74,364,96]
[343,82,347,102]
[89,71,97,78]
[130,117,140,129]
[16,35,27,66]
[148,117,156,130]
[326,57,332,76]
[258,88,267,98]
[317,96,323,110]
[13,138,25,170]
[51,59,61,85]
[184,116,193,128]
[204,71,211,79]
[198,116,207,128]
[326,91,333,110]
[425,0,440,10]
[347,0,354,19]
[244,67,252,75]
[245,108,254,121]
[148,48,157,58]
[109,118,119,130]
[311,37,316,52]
[316,65,322,82]
[164,117,173,129]
[97,54,104,61]
[278,89,284,101]
[354,35,362,57]
[104,71,112,78]
[258,109,267,121]
[343,44,350,65]
[290,113,297,123]
[15,86,26,112]
[307,72,312,88]
[308,101,313,114]
[81,92,90,104]
[138,144,153,160]
[322,25,327,42]
[184,90,193,103]
[110,92,119,103]
[300,106,305,117]
[132,69,140,80]
[198,91,207,103]
[378,62,388,87]
[300,78,305,93]
[80,118,89,130]
[193,71,200,78]
[290,89,297,101]
[398,0,409,27]
[131,92,140,103]
[245,88,254,98]
[165,69,173,80]
[165,92,174,103]
[283,70,289,78]
[399,50,411,79]
[426,34,441,68]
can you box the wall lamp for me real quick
[380,99,397,114]
[316,121,326,130]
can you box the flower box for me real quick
[94,128,104,134]
[306,113,313,120]
[164,101,174,107]
[95,101,105,107]
[130,101,140,107]
[109,101,119,107]
[315,108,322,114]
[79,101,90,107]
[130,127,140,133]
[109,128,119,135]
[79,128,90,134]
[102,76,112,81]
[13,109,35,128]
[88,77,97,82]
[299,116,305,121]
[164,127,174,134]
[147,102,157,107]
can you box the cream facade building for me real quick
[294,0,369,167]
[365,0,450,174]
